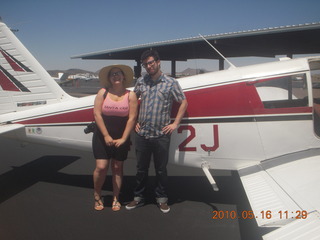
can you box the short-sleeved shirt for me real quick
[134,73,186,139]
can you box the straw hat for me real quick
[99,64,134,88]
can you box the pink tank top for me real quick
[102,91,130,117]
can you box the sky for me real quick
[1,0,320,73]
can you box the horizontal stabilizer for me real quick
[0,123,24,134]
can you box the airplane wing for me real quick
[239,152,320,239]
[0,123,25,134]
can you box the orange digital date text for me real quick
[212,210,308,220]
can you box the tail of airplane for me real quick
[0,19,73,115]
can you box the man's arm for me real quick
[162,99,188,135]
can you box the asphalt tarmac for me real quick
[0,85,268,240]
[0,137,270,240]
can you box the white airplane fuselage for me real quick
[3,57,320,171]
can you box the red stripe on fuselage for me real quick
[15,82,312,125]
[16,108,95,125]
[172,82,312,117]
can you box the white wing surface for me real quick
[239,150,320,239]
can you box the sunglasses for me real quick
[109,71,123,77]
[141,59,156,68]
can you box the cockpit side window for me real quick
[254,74,308,109]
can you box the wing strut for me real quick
[201,161,219,191]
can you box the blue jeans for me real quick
[133,133,171,204]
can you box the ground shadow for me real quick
[0,155,79,204]
[0,155,264,239]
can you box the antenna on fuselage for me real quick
[199,34,236,69]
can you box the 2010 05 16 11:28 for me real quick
[212,210,308,220]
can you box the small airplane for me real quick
[53,72,66,83]
[67,73,98,81]
[1,19,320,239]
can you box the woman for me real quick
[92,65,138,211]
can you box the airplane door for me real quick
[310,60,320,137]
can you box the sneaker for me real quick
[159,203,170,213]
[125,200,144,210]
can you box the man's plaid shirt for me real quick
[134,73,186,139]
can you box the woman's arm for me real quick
[93,88,114,146]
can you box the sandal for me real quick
[94,196,104,211]
[112,200,121,211]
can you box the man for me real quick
[126,50,188,213]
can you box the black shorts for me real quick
[92,129,130,161]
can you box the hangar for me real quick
[72,23,320,78]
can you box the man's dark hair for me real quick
[141,49,160,62]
